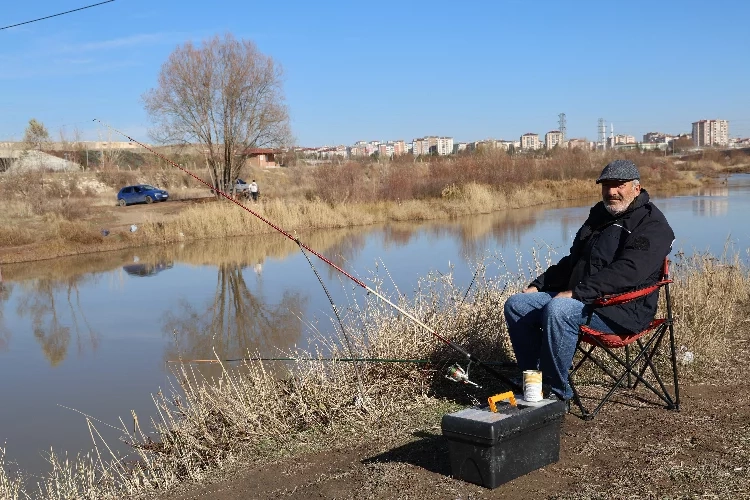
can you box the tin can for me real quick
[523,370,543,402]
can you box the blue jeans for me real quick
[503,292,614,400]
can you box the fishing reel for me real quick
[445,362,481,388]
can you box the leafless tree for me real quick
[72,125,89,170]
[143,33,291,195]
[98,125,122,168]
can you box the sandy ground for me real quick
[154,338,750,500]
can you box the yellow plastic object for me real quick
[488,391,517,412]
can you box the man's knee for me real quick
[541,298,585,333]
[504,293,525,317]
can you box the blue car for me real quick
[117,184,169,206]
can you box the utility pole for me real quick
[558,113,567,144]
[598,118,606,150]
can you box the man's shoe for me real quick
[542,383,568,401]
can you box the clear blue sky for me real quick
[2,0,749,146]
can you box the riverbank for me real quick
[157,381,750,499]
[0,175,704,265]
[1,252,747,499]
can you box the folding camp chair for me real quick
[568,257,679,420]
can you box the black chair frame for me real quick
[569,258,680,420]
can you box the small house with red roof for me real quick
[244,148,280,168]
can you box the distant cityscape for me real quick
[0,118,745,170]
[297,118,746,160]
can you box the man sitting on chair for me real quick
[504,159,674,400]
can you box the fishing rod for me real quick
[167,356,517,367]
[167,357,431,364]
[94,119,521,393]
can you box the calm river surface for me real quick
[1,175,749,475]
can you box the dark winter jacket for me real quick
[529,189,674,333]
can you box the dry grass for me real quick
[0,223,36,247]
[0,148,708,259]
[137,179,600,245]
[669,249,750,369]
[0,446,25,500]
[2,249,746,498]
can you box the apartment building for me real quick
[692,119,729,147]
[392,140,407,156]
[378,143,395,157]
[454,142,468,154]
[316,146,348,159]
[567,138,592,150]
[520,133,541,150]
[437,136,454,155]
[643,132,673,143]
[545,130,563,150]
[412,137,430,156]
[412,136,454,155]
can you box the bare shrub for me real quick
[95,168,139,190]
[143,167,196,189]
[312,162,378,203]
[56,221,104,245]
[0,225,36,247]
[58,199,90,221]
[379,162,427,201]
[1,169,40,200]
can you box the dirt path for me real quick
[156,379,750,500]
[90,196,213,231]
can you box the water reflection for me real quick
[0,281,11,351]
[162,263,307,366]
[692,187,729,217]
[123,260,174,277]
[14,276,100,366]
[693,198,729,216]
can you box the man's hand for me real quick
[554,290,573,299]
[522,286,538,293]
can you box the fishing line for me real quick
[296,240,367,406]
[94,119,521,392]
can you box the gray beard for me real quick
[604,203,625,216]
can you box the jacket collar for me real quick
[591,189,650,223]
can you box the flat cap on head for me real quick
[596,159,640,184]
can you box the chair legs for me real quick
[568,323,679,419]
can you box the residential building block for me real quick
[545,130,563,150]
[692,119,729,147]
[521,133,541,150]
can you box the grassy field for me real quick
[0,251,747,499]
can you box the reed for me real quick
[0,446,25,500]
[1,246,748,496]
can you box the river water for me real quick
[1,175,749,475]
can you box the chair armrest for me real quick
[594,279,673,307]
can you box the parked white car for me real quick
[234,179,250,194]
